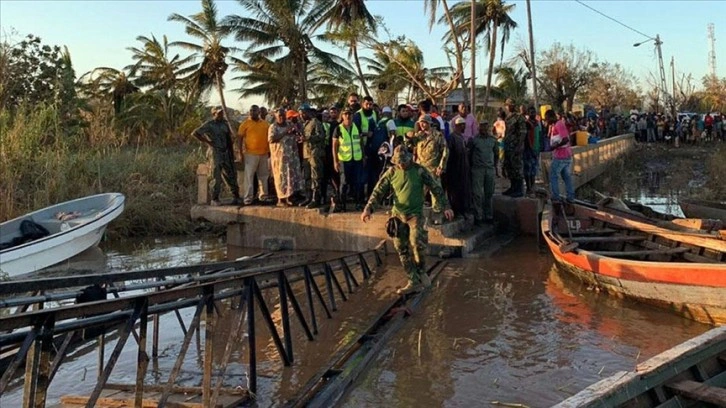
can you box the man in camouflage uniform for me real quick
[361,146,454,295]
[299,104,326,208]
[192,106,241,206]
[405,115,449,221]
[502,98,526,198]
[469,120,498,224]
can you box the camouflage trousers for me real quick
[211,150,240,200]
[392,214,428,284]
[422,166,444,210]
[503,148,523,181]
[306,154,325,192]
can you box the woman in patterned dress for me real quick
[268,108,304,206]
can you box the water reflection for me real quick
[345,239,710,407]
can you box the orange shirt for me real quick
[238,118,270,155]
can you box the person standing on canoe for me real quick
[545,109,575,203]
[361,146,453,295]
[192,106,241,206]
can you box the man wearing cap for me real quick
[332,107,365,211]
[502,98,526,197]
[361,145,453,295]
[469,121,498,224]
[299,104,326,208]
[407,114,448,220]
[445,117,471,218]
[192,106,241,206]
[449,103,479,142]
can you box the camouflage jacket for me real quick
[503,112,526,151]
[408,129,449,173]
[302,117,326,159]
[365,163,450,217]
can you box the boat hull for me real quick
[680,198,726,223]
[0,193,124,277]
[541,205,726,325]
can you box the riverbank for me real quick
[585,143,725,204]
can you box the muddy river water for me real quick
[0,233,711,407]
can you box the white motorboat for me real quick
[0,193,125,278]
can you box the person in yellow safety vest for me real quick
[332,107,365,212]
[394,104,416,140]
[353,96,378,140]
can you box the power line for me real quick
[573,0,652,40]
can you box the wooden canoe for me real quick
[681,198,726,223]
[554,325,726,407]
[541,201,726,325]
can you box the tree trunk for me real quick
[352,41,371,97]
[441,0,468,106]
[483,24,498,110]
[298,53,307,104]
[215,74,235,138]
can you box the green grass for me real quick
[1,104,207,238]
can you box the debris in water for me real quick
[490,401,531,408]
[417,329,422,357]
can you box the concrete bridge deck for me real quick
[191,134,635,256]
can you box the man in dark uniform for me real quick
[299,103,326,208]
[502,98,527,198]
[361,146,453,295]
[192,106,241,206]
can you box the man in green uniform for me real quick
[406,115,448,223]
[192,106,241,206]
[361,146,454,295]
[469,121,499,224]
[299,104,326,208]
[502,98,527,198]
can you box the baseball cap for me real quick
[454,117,466,125]
[299,103,312,111]
[382,106,392,114]
[286,110,299,119]
[418,114,432,123]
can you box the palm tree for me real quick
[424,0,470,106]
[81,66,139,114]
[168,0,236,133]
[127,34,196,97]
[494,66,528,104]
[231,55,297,107]
[225,0,350,104]
[309,0,377,96]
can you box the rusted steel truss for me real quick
[0,249,382,407]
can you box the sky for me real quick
[1,0,724,111]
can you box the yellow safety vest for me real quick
[337,123,362,162]
[357,109,378,133]
[322,122,331,146]
[394,119,415,137]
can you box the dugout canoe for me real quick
[541,200,726,325]
[554,325,726,407]
[680,198,726,224]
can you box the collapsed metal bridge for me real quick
[0,248,388,407]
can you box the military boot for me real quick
[508,179,525,198]
[306,189,321,209]
[329,194,341,213]
[298,190,312,207]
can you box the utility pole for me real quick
[470,0,477,116]
[670,56,677,119]
[526,0,539,110]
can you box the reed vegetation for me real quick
[0,104,206,237]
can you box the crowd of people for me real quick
[193,94,586,221]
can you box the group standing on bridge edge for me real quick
[191,94,585,293]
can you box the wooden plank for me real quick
[666,380,726,407]
[60,395,203,408]
[569,228,617,236]
[592,247,690,257]
[579,206,726,253]
[571,235,646,243]
[639,240,723,264]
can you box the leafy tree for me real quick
[168,0,236,134]
[701,74,726,112]
[580,62,642,112]
[449,0,517,110]
[424,0,470,106]
[311,0,377,96]
[494,65,527,105]
[0,34,77,113]
[520,42,595,111]
[225,0,350,104]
